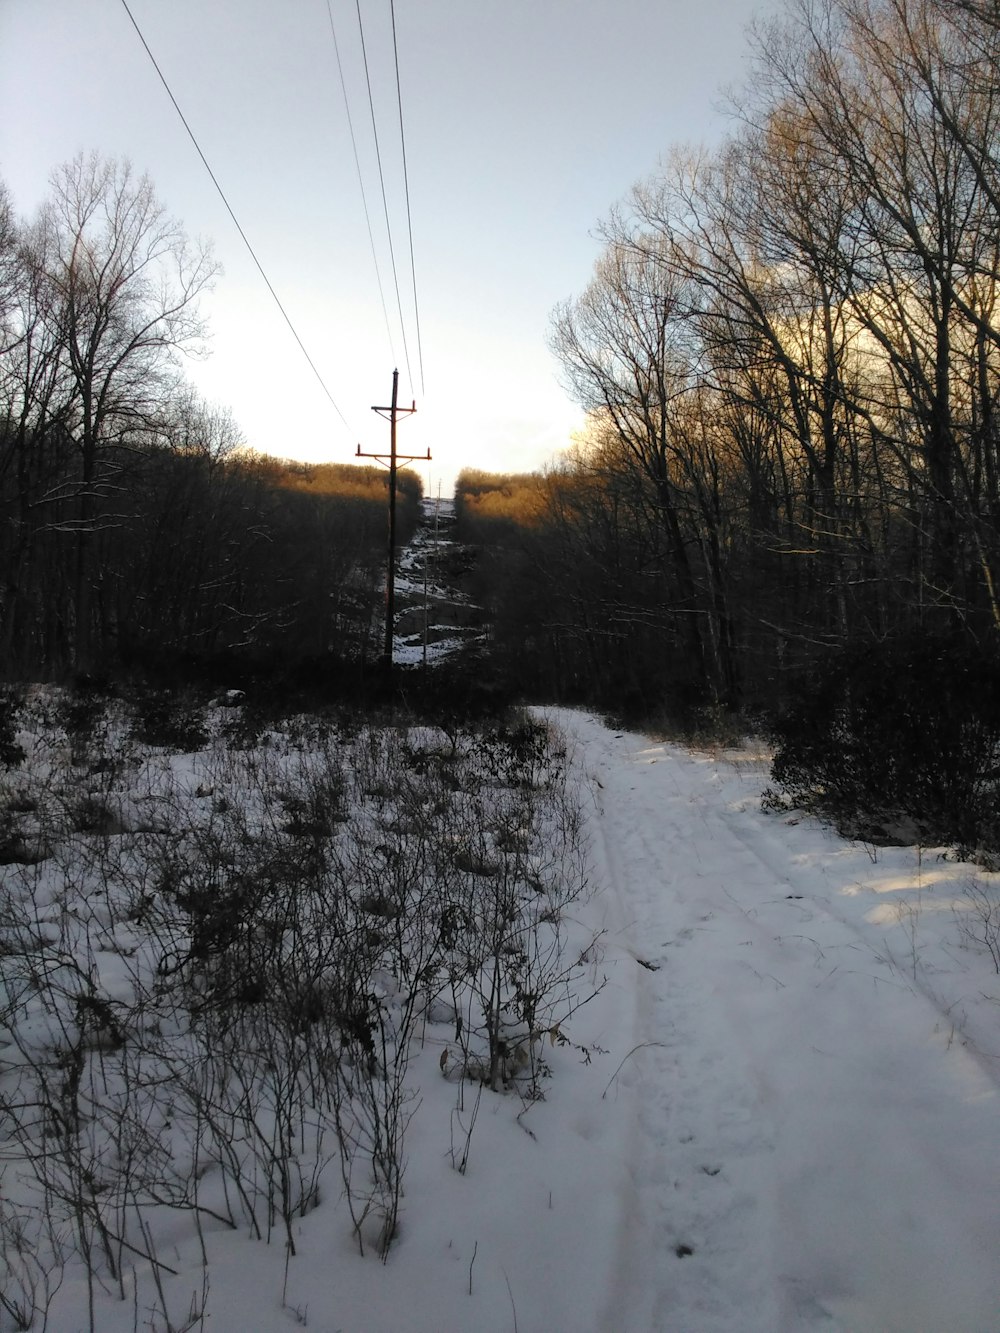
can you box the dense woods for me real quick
[456,0,1000,845]
[0,154,420,683]
[461,1,1000,713]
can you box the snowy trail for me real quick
[554,710,1000,1333]
[393,496,485,665]
[23,708,1000,1333]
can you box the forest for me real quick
[2,0,1000,843]
[456,0,1000,852]
[0,155,422,687]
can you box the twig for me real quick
[502,1266,519,1333]
[601,1041,666,1099]
[468,1240,478,1296]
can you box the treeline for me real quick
[0,153,420,682]
[464,0,1000,741]
[453,469,546,542]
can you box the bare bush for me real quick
[957,880,1000,974]
[0,693,594,1320]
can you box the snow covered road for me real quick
[558,709,1000,1332]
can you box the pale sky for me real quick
[1,0,774,491]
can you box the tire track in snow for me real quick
[567,720,782,1332]
[582,762,657,1332]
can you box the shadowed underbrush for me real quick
[0,689,597,1331]
[768,634,1000,857]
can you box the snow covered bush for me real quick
[0,691,594,1325]
[0,686,25,768]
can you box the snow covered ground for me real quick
[4,706,1000,1331]
[392,497,485,666]
[553,709,1000,1333]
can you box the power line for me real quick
[325,0,397,368]
[354,0,415,396]
[390,0,425,397]
[119,0,353,432]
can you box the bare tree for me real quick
[550,230,728,698]
[746,0,1000,623]
[34,153,218,667]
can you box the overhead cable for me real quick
[390,0,425,396]
[354,0,416,396]
[119,0,353,432]
[324,0,398,367]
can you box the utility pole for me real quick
[356,369,429,667]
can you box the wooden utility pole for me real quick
[356,369,429,666]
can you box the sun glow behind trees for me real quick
[0,155,423,678]
[456,0,1000,753]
